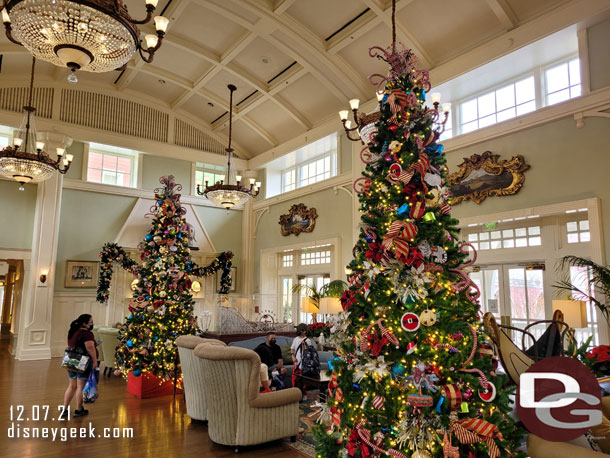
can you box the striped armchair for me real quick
[176,336,226,421]
[194,343,301,449]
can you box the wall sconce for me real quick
[345,267,353,276]
[191,280,201,293]
[39,269,48,284]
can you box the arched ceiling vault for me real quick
[0,0,607,159]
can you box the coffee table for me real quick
[297,372,332,401]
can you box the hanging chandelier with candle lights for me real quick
[0,57,73,190]
[197,84,261,210]
[1,0,169,83]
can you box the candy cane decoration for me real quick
[360,319,399,352]
[360,145,376,164]
[356,421,409,458]
[363,225,377,241]
[448,242,481,304]
[353,177,372,195]
[435,343,460,353]
[459,324,491,390]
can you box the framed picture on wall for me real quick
[216,266,237,293]
[65,260,99,288]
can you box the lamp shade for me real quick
[552,300,588,328]
[319,297,342,315]
[301,297,319,313]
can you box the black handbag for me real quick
[61,335,92,374]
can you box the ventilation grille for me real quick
[174,118,228,156]
[0,87,53,118]
[60,89,168,143]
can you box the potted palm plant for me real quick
[556,255,610,322]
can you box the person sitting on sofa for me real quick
[254,332,286,389]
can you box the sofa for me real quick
[228,335,333,387]
[176,336,226,422]
[194,342,301,449]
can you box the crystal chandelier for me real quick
[0,57,73,190]
[197,84,261,210]
[1,0,169,82]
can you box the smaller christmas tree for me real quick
[97,175,233,380]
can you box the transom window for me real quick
[195,162,225,192]
[460,76,536,134]
[282,254,294,268]
[566,220,590,243]
[468,225,541,251]
[301,249,331,265]
[546,58,581,106]
[279,133,338,194]
[87,142,138,188]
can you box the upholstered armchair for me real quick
[98,327,120,377]
[194,343,301,450]
[176,336,226,422]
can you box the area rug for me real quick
[283,394,321,457]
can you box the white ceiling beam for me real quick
[198,0,369,99]
[484,0,518,30]
[273,0,297,15]
[360,0,433,67]
[116,0,191,90]
[326,10,381,55]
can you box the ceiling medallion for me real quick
[1,0,169,82]
[0,57,73,190]
[197,84,261,210]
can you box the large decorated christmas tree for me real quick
[97,175,233,380]
[313,42,525,458]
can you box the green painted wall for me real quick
[339,133,352,173]
[0,180,37,249]
[447,116,610,259]
[142,155,192,191]
[588,17,610,91]
[254,187,353,292]
[192,205,243,291]
[63,141,85,180]
[55,189,137,291]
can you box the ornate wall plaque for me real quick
[447,151,530,204]
[279,204,318,236]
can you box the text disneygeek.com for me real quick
[7,405,133,441]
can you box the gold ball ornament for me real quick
[412,451,432,458]
[420,309,437,327]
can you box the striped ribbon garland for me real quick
[450,417,503,458]
[382,220,418,251]
[386,153,430,186]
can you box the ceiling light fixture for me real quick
[0,57,73,190]
[196,84,261,210]
[1,0,169,83]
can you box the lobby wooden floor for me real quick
[0,340,296,457]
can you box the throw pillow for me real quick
[591,413,610,453]
[280,344,292,366]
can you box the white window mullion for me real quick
[534,65,543,109]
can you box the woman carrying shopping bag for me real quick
[60,314,98,418]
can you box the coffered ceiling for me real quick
[1,0,608,160]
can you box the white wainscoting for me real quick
[51,291,127,357]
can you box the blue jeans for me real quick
[68,370,89,381]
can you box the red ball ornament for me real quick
[479,381,497,402]
[388,124,398,133]
[401,312,420,332]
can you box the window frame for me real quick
[542,55,581,107]
[280,150,337,194]
[193,162,226,195]
[84,142,140,188]
[457,72,537,134]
